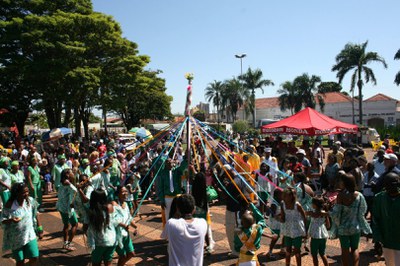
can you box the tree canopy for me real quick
[0,0,172,137]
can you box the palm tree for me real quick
[278,81,301,115]
[293,73,325,112]
[332,41,387,125]
[205,80,224,125]
[395,49,400,85]
[239,67,274,126]
[222,78,247,123]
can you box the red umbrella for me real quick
[261,107,358,136]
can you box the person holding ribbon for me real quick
[157,158,186,225]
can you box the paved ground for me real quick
[0,148,387,265]
[0,196,386,266]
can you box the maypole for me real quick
[184,73,193,194]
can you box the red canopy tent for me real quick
[261,107,358,136]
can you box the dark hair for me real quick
[79,174,88,183]
[294,172,306,199]
[8,182,28,206]
[176,194,195,216]
[60,168,72,183]
[88,189,110,232]
[312,196,325,211]
[192,172,208,213]
[115,185,127,201]
[341,173,356,192]
[283,187,297,202]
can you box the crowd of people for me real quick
[0,127,399,266]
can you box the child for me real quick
[43,166,52,195]
[234,202,266,266]
[280,187,306,266]
[1,182,42,265]
[113,186,138,266]
[192,172,215,254]
[267,189,284,260]
[87,189,121,266]
[75,174,94,233]
[125,171,141,216]
[56,168,78,251]
[306,196,330,266]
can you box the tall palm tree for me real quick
[205,80,224,125]
[395,49,400,85]
[278,81,301,115]
[239,67,274,126]
[332,41,387,125]
[222,78,247,123]
[293,73,325,112]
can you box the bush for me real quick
[232,120,250,134]
[376,126,400,141]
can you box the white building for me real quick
[233,92,400,127]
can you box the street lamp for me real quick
[235,53,247,121]
[235,53,247,78]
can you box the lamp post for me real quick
[235,53,246,121]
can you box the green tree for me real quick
[239,67,274,126]
[332,41,387,124]
[205,80,224,125]
[232,120,250,134]
[222,78,248,123]
[108,69,172,129]
[293,73,325,112]
[193,110,206,122]
[317,81,343,93]
[395,49,400,85]
[278,81,301,115]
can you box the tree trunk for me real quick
[73,107,81,137]
[62,106,72,128]
[102,105,108,136]
[358,81,363,125]
[44,106,56,129]
[217,105,220,126]
[15,112,28,137]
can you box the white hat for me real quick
[100,139,104,143]
[335,141,341,146]
[296,149,306,155]
[380,145,386,150]
[264,147,272,153]
[383,153,398,162]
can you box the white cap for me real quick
[335,141,341,146]
[296,149,306,155]
[383,153,398,162]
[264,147,272,153]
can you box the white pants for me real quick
[164,197,176,221]
[225,210,238,254]
[384,248,400,266]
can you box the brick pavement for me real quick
[0,148,386,265]
[1,196,386,265]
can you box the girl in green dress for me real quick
[26,158,42,209]
[1,182,43,266]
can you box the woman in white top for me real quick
[1,182,42,265]
[161,194,207,266]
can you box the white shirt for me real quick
[373,159,386,176]
[161,218,207,266]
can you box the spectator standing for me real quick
[161,194,207,266]
[372,172,400,266]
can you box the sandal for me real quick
[63,242,76,251]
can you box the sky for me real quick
[92,0,400,115]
